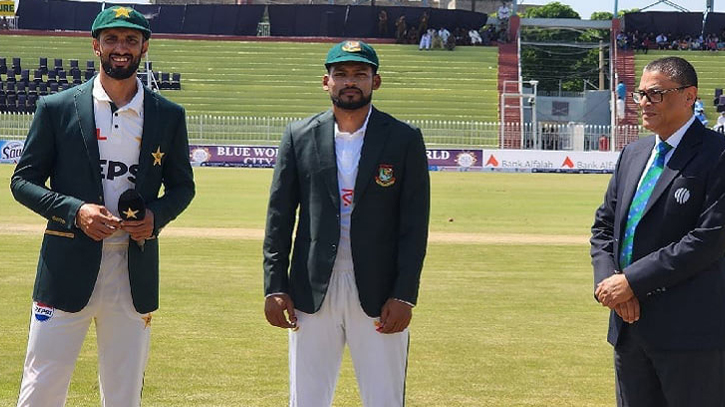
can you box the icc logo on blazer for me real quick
[674,187,690,205]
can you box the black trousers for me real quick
[614,326,725,407]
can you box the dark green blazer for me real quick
[263,107,430,317]
[10,78,195,314]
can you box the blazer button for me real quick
[331,244,337,251]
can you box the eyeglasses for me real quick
[631,85,692,104]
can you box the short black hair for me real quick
[643,56,698,88]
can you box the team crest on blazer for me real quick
[375,164,396,187]
[674,187,691,205]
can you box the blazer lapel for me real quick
[134,88,159,189]
[617,136,654,235]
[354,107,390,206]
[642,120,703,216]
[311,110,340,210]
[74,80,103,196]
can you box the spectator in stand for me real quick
[715,111,725,133]
[418,28,431,50]
[708,35,718,51]
[0,16,8,30]
[407,26,419,45]
[617,31,628,50]
[696,108,709,126]
[656,33,668,49]
[431,29,444,49]
[616,81,626,119]
[497,1,510,41]
[378,10,388,38]
[695,97,705,112]
[469,29,483,45]
[395,16,407,44]
[679,37,690,50]
[641,34,651,54]
[418,12,429,41]
[438,27,451,44]
[498,1,511,20]
[445,33,456,51]
[453,28,468,45]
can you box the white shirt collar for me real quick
[92,75,145,115]
[656,115,695,150]
[334,105,373,140]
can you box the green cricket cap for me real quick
[325,40,379,69]
[92,6,151,40]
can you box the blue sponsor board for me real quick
[0,140,23,164]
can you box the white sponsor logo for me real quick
[1,141,23,163]
[33,303,54,322]
[674,187,690,205]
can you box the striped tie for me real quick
[619,141,673,268]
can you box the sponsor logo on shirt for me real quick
[100,160,138,183]
[341,188,354,207]
[33,302,54,322]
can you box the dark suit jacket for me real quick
[10,78,195,314]
[263,107,430,318]
[591,119,725,350]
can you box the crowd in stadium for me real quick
[393,12,500,48]
[618,30,725,52]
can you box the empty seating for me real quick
[171,72,181,90]
[0,56,183,112]
[11,57,21,73]
[159,72,170,90]
[38,57,48,75]
[58,70,68,85]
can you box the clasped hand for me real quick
[76,203,154,242]
[595,273,640,324]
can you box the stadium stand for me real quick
[0,36,498,121]
[0,55,182,112]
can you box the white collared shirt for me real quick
[331,106,372,273]
[636,115,695,190]
[93,75,145,245]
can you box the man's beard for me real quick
[331,88,373,110]
[100,53,142,80]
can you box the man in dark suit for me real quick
[263,40,429,406]
[591,56,725,406]
[11,7,194,406]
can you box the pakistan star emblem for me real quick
[114,7,131,18]
[122,207,139,219]
[152,146,165,166]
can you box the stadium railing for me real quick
[0,112,644,151]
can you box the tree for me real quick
[520,3,611,93]
[590,11,613,21]
[523,2,580,19]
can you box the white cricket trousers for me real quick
[17,243,151,407]
[289,268,409,407]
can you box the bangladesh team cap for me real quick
[325,40,379,69]
[91,6,151,40]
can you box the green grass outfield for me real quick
[0,165,615,406]
[0,35,499,122]
[635,50,725,124]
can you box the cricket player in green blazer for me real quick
[10,7,194,406]
[263,40,430,406]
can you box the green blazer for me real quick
[10,78,195,314]
[263,107,430,317]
